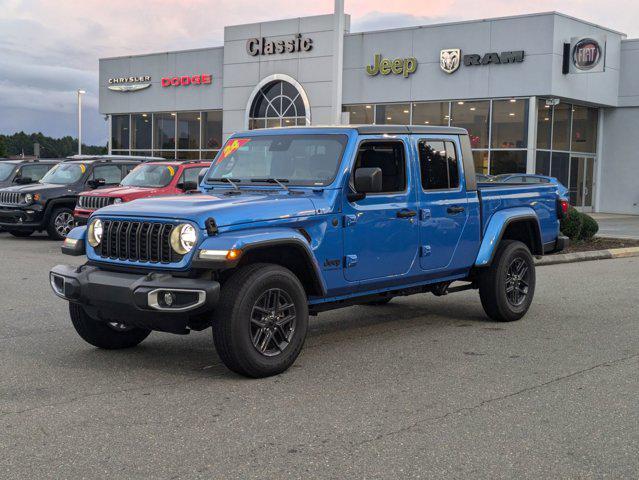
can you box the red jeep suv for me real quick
[74,160,210,224]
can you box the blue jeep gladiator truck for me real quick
[50,126,568,377]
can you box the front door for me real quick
[569,156,595,211]
[342,138,419,282]
[416,138,469,272]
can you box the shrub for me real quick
[560,206,583,240]
[579,213,599,240]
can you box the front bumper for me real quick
[73,209,93,226]
[50,264,220,333]
[0,206,44,229]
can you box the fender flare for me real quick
[475,207,543,267]
[195,228,327,296]
[44,197,78,224]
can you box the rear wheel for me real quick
[8,229,34,238]
[478,240,536,322]
[212,263,308,378]
[47,207,74,240]
[69,303,151,349]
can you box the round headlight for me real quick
[88,219,103,247]
[170,223,197,255]
[23,193,33,204]
[113,198,122,204]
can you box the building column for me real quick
[331,0,345,125]
[526,96,537,173]
[107,115,112,154]
[594,108,605,213]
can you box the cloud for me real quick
[0,0,637,146]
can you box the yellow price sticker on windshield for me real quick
[167,166,175,176]
[217,138,251,165]
[79,164,86,173]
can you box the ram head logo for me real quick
[440,48,461,74]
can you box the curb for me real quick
[536,246,639,266]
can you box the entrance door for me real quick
[569,156,595,211]
[342,139,419,282]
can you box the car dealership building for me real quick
[99,10,639,214]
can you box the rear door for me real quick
[342,137,419,282]
[416,137,469,272]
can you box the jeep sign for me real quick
[366,54,418,78]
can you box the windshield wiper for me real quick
[207,177,240,190]
[250,178,289,191]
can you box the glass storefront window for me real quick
[552,103,571,151]
[535,151,551,176]
[131,113,151,150]
[491,99,528,149]
[130,151,153,157]
[473,151,489,175]
[412,102,449,126]
[154,113,176,150]
[157,150,176,160]
[176,151,201,160]
[537,103,552,149]
[551,152,570,187]
[177,112,200,150]
[450,101,489,149]
[202,110,222,150]
[343,105,374,124]
[571,106,598,153]
[490,151,526,175]
[203,151,219,160]
[375,104,410,124]
[111,115,130,150]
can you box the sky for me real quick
[1,0,637,146]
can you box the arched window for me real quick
[248,79,308,129]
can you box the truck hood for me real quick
[96,190,319,228]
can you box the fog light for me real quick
[163,292,175,307]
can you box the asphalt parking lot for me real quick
[0,232,637,479]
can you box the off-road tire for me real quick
[69,303,151,349]
[478,240,536,322]
[8,230,34,237]
[47,207,75,240]
[212,263,309,378]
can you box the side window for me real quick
[418,140,460,190]
[92,165,123,184]
[182,167,201,186]
[19,165,50,181]
[353,141,406,193]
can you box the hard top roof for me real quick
[244,125,468,136]
[64,154,164,163]
[1,158,62,164]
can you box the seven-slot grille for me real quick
[96,220,182,264]
[78,195,114,210]
[0,192,21,205]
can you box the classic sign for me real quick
[366,54,418,77]
[246,34,313,56]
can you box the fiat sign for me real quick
[569,36,605,73]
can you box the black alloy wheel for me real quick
[250,288,297,357]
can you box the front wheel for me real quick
[212,263,309,378]
[47,207,75,240]
[478,240,536,322]
[69,303,151,349]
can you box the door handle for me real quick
[447,206,465,215]
[396,209,417,218]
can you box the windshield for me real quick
[207,134,348,186]
[40,163,85,185]
[121,164,175,188]
[0,163,16,182]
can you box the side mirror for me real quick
[14,177,33,185]
[87,178,106,189]
[197,168,208,185]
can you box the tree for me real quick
[1,132,107,158]
[0,135,7,158]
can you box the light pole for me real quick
[77,89,86,155]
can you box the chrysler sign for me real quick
[107,75,151,92]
